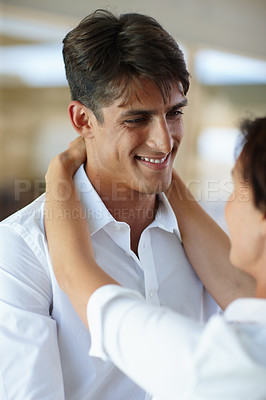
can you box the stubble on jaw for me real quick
[91,175,173,202]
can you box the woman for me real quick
[45,117,266,399]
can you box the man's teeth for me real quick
[139,155,167,164]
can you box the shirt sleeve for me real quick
[88,285,266,400]
[88,285,203,399]
[0,225,65,400]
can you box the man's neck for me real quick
[86,169,158,254]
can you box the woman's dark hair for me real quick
[62,9,190,122]
[238,117,266,213]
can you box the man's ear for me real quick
[68,101,95,139]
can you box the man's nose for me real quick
[146,119,173,154]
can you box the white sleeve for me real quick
[88,285,203,399]
[88,285,266,400]
[0,225,65,400]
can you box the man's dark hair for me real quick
[238,117,266,213]
[62,9,190,122]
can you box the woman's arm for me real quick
[166,170,255,309]
[44,138,117,327]
[44,143,261,398]
[45,138,254,325]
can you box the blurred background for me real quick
[1,0,266,228]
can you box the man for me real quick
[0,10,249,400]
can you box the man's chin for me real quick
[137,178,172,195]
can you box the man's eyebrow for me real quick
[167,99,188,112]
[120,98,188,119]
[120,109,154,119]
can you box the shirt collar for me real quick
[224,297,266,325]
[74,164,180,238]
[150,192,181,237]
[74,165,114,236]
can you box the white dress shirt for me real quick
[88,285,266,400]
[0,165,218,400]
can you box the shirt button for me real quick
[149,290,154,298]
[125,251,131,257]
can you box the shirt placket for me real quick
[138,230,160,306]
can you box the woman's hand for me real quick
[44,137,117,328]
[45,137,86,206]
[45,136,86,184]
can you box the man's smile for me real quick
[135,152,171,169]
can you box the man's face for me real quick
[86,79,187,199]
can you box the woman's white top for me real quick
[88,285,266,400]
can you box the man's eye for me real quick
[167,110,184,117]
[124,117,146,125]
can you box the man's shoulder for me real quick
[0,193,52,313]
[1,193,45,228]
[0,193,46,254]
